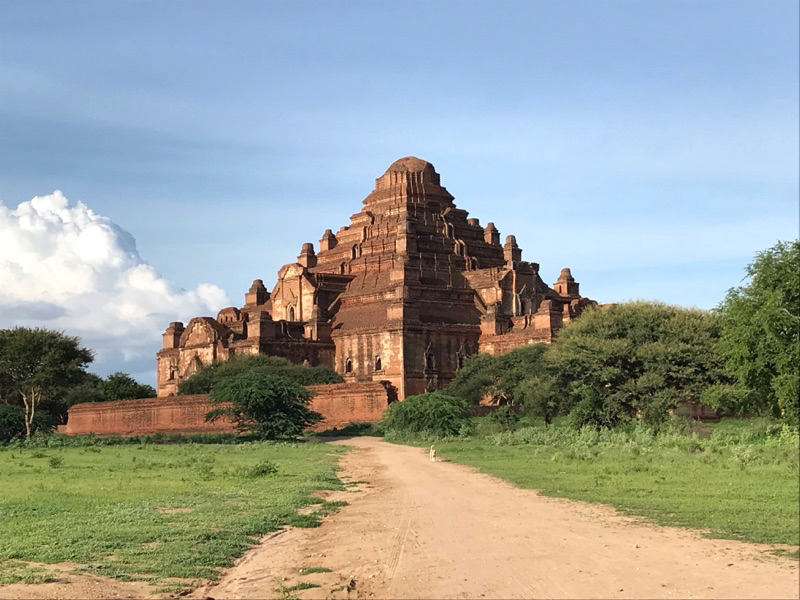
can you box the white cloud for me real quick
[0,191,229,380]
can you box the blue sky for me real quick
[0,0,798,382]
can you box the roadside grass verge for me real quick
[0,440,348,586]
[391,418,800,548]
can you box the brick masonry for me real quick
[63,382,392,436]
[156,157,596,400]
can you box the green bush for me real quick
[179,354,342,395]
[243,460,279,477]
[0,404,57,443]
[488,406,520,432]
[549,302,729,429]
[206,372,322,439]
[379,391,472,438]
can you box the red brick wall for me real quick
[307,382,391,429]
[63,382,391,436]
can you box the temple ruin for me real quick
[157,157,596,399]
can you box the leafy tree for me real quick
[0,327,94,438]
[715,240,800,423]
[0,404,58,442]
[206,372,322,439]
[100,372,156,401]
[62,373,107,408]
[447,344,549,406]
[446,353,500,404]
[180,354,342,395]
[547,302,728,429]
[515,372,561,426]
[494,345,549,405]
[379,391,472,437]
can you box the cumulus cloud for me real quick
[0,191,229,382]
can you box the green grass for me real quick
[298,566,332,575]
[0,440,348,586]
[283,581,320,591]
[400,418,800,548]
[0,560,64,584]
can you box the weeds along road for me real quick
[197,437,799,600]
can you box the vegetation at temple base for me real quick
[446,344,549,406]
[712,240,800,424]
[0,440,347,587]
[444,241,799,431]
[178,354,343,395]
[379,391,473,438]
[0,327,156,442]
[549,302,729,430]
[0,327,93,439]
[446,303,729,430]
[399,415,800,549]
[206,372,323,439]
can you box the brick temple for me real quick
[157,157,596,399]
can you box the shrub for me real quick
[244,460,279,477]
[379,391,472,438]
[488,406,520,432]
[206,372,322,439]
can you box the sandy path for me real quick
[195,437,799,600]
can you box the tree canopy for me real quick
[547,302,728,429]
[447,344,549,406]
[0,327,94,438]
[179,354,342,395]
[206,372,322,439]
[714,240,799,422]
[446,302,732,430]
[100,372,156,401]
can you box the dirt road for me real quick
[196,437,799,599]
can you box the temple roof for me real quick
[384,156,435,173]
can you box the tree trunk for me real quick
[22,393,31,440]
[21,388,38,440]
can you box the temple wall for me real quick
[479,328,554,355]
[63,395,234,436]
[63,382,392,436]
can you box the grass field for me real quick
[0,438,348,588]
[396,418,800,551]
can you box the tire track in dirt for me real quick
[194,437,799,600]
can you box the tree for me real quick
[515,372,561,426]
[715,240,800,423]
[446,353,501,404]
[547,302,729,429]
[180,354,342,395]
[100,372,156,401]
[0,404,59,442]
[446,344,549,406]
[0,327,94,439]
[205,372,322,439]
[62,373,107,408]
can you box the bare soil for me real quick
[0,562,155,600]
[193,437,799,599]
[3,437,797,599]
